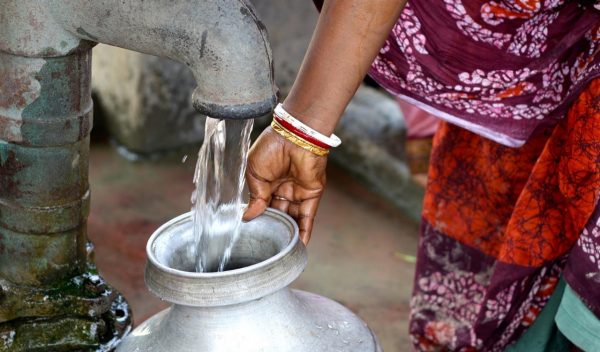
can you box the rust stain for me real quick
[0,68,30,109]
[0,116,23,143]
[79,114,90,140]
[27,11,43,31]
[0,150,27,198]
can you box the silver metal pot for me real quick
[117,208,382,351]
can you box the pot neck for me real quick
[144,209,306,307]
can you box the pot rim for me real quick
[146,208,300,278]
[144,207,307,306]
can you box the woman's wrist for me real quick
[282,99,340,136]
[269,103,342,157]
[274,104,341,146]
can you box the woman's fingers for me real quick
[288,196,319,244]
[270,182,294,213]
[270,198,290,213]
[298,216,315,244]
[243,171,271,222]
[244,194,269,222]
[298,197,319,244]
[288,202,299,220]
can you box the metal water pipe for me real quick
[0,0,276,349]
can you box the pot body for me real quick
[117,289,381,352]
[116,209,382,352]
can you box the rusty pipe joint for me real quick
[47,0,278,120]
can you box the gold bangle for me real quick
[271,120,329,157]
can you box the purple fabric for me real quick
[563,203,600,317]
[411,220,565,351]
[369,0,600,147]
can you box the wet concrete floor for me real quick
[88,138,420,351]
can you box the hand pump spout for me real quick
[49,0,278,119]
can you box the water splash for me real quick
[191,118,254,272]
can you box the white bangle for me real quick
[274,104,342,148]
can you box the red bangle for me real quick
[273,114,331,149]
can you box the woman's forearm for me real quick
[283,0,406,136]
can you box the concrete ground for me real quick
[88,136,420,351]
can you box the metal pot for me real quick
[117,208,382,351]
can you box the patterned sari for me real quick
[366,1,600,350]
[315,0,600,350]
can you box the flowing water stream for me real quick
[191,117,254,272]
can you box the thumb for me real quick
[243,171,271,222]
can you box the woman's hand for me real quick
[243,126,327,244]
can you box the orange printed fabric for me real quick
[410,79,600,351]
[423,80,600,266]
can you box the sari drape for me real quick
[312,0,600,350]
